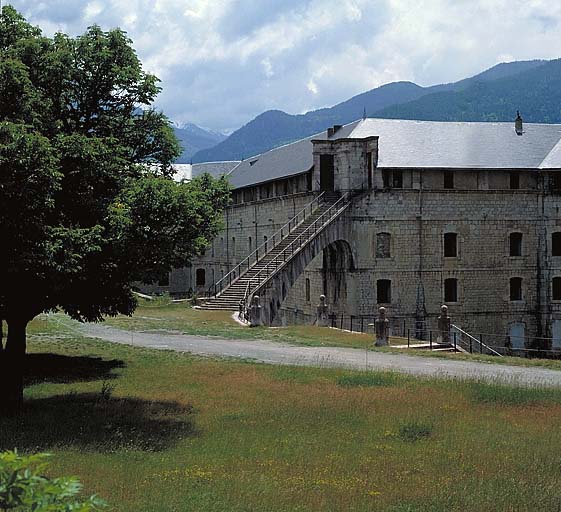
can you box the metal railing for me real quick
[451,324,503,357]
[206,192,326,298]
[243,193,352,312]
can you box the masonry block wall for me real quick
[146,153,561,350]
[281,170,561,349]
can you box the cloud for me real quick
[6,0,561,132]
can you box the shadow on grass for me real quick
[0,393,196,452]
[23,353,126,386]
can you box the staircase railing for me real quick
[243,192,351,310]
[206,192,326,298]
[451,324,503,357]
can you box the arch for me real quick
[249,218,356,325]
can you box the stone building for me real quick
[148,117,561,351]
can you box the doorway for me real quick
[320,154,335,192]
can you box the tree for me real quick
[0,450,106,510]
[0,6,231,411]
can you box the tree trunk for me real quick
[0,317,28,413]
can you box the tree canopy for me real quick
[0,6,230,410]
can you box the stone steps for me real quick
[200,196,341,310]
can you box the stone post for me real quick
[374,307,390,346]
[316,295,329,327]
[437,305,451,344]
[249,295,262,327]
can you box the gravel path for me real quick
[80,323,561,387]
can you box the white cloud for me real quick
[7,0,561,132]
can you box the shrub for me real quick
[398,422,433,442]
[0,450,106,511]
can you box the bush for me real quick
[0,450,106,511]
[398,422,433,442]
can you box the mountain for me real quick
[375,59,561,123]
[173,123,227,163]
[192,59,547,163]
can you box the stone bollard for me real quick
[316,295,329,327]
[374,307,390,346]
[437,305,451,344]
[249,295,262,327]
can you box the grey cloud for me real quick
[5,0,561,132]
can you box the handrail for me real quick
[242,192,351,310]
[451,324,503,357]
[206,192,326,298]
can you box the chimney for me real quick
[515,111,523,136]
[327,125,343,138]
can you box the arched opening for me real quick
[321,240,355,306]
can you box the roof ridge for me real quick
[539,135,561,169]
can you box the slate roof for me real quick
[220,118,561,190]
[348,119,561,170]
[226,122,359,189]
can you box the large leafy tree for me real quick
[0,6,230,411]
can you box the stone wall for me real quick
[145,150,561,350]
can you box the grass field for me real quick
[2,316,561,511]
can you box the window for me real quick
[158,273,170,287]
[231,237,236,256]
[444,278,458,302]
[509,233,522,257]
[376,232,391,258]
[510,172,520,190]
[444,233,458,258]
[444,171,454,189]
[552,174,561,192]
[264,235,268,252]
[305,278,311,302]
[248,236,252,252]
[196,269,206,287]
[553,233,561,256]
[553,277,561,301]
[382,170,390,188]
[510,277,522,301]
[367,152,373,189]
[377,279,391,304]
[392,170,403,188]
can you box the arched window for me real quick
[510,277,522,301]
[553,232,561,256]
[444,278,458,302]
[377,279,391,304]
[196,269,206,287]
[376,233,391,258]
[305,278,311,302]
[444,233,457,257]
[509,233,522,257]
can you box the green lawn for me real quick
[2,317,561,511]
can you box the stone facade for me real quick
[148,121,561,351]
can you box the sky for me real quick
[7,0,561,133]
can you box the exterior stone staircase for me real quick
[200,192,342,311]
